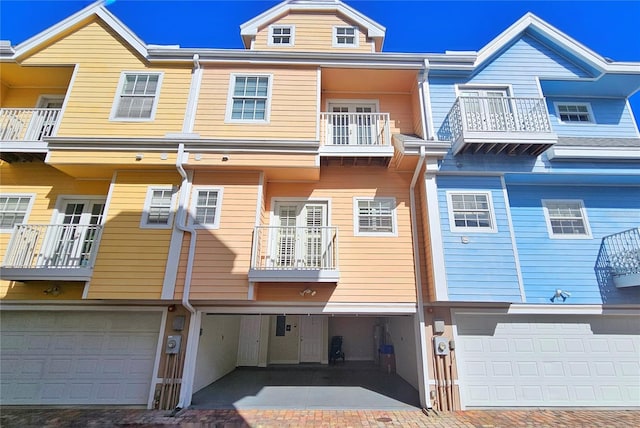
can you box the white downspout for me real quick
[175,142,198,410]
[410,145,430,409]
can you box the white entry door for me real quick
[329,103,377,145]
[237,315,261,366]
[271,202,328,269]
[41,199,105,268]
[300,315,324,363]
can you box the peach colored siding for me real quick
[253,12,374,53]
[194,66,317,139]
[22,19,191,138]
[174,172,260,300]
[47,150,179,167]
[263,166,417,303]
[322,92,416,135]
[87,170,181,299]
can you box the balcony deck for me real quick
[1,224,103,281]
[441,97,557,156]
[595,227,640,288]
[0,108,61,162]
[249,226,339,283]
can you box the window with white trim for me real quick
[555,102,593,123]
[334,26,358,47]
[447,192,496,232]
[141,187,176,228]
[0,195,34,232]
[543,200,591,238]
[191,188,223,228]
[269,25,294,46]
[226,74,272,122]
[111,72,163,120]
[354,197,396,236]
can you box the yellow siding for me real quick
[262,166,416,303]
[174,172,260,300]
[0,281,84,300]
[22,19,191,138]
[322,92,416,135]
[0,162,109,299]
[87,170,181,299]
[1,88,67,108]
[253,12,374,53]
[194,66,317,139]
[47,150,179,167]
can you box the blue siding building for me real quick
[421,12,640,409]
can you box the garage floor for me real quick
[190,361,421,410]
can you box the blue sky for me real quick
[1,0,639,122]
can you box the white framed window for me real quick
[225,74,272,123]
[554,102,593,123]
[353,197,397,236]
[110,72,163,121]
[333,26,358,47]
[542,200,592,239]
[447,192,497,233]
[0,194,35,233]
[190,187,223,229]
[268,25,294,46]
[140,187,176,229]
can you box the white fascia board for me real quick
[12,1,148,60]
[240,0,385,39]
[547,146,640,160]
[475,12,638,76]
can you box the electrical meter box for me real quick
[434,337,449,356]
[165,335,182,354]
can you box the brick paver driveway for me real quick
[1,408,639,427]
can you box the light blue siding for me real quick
[437,176,522,302]
[547,97,639,138]
[432,35,592,140]
[508,184,640,305]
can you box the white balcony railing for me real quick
[2,224,103,271]
[0,108,62,141]
[320,112,391,147]
[249,226,339,282]
[595,227,640,288]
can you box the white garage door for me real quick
[454,313,640,407]
[0,310,162,405]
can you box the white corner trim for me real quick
[147,308,169,409]
[500,176,526,303]
[424,167,448,301]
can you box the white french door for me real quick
[329,103,377,145]
[41,199,105,267]
[271,202,328,269]
[460,89,513,131]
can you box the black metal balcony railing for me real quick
[595,227,640,288]
[249,226,339,282]
[0,108,62,141]
[2,224,103,270]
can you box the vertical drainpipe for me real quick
[410,60,432,410]
[175,142,198,410]
[173,54,202,410]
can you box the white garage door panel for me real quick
[0,311,162,405]
[455,314,640,407]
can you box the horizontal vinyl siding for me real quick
[194,66,317,140]
[437,175,522,302]
[1,87,67,108]
[88,171,181,299]
[322,92,417,136]
[175,172,260,301]
[548,97,638,138]
[265,167,416,303]
[432,34,592,141]
[23,20,190,138]
[253,12,373,53]
[508,184,640,305]
[0,162,109,300]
